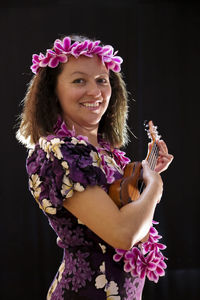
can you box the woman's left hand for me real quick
[149,140,174,173]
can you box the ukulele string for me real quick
[147,143,156,169]
[148,143,159,170]
[139,142,159,194]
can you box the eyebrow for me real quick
[70,71,109,76]
[71,71,86,75]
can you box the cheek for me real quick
[104,85,112,102]
[57,87,81,105]
[56,84,66,105]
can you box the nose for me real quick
[86,81,101,98]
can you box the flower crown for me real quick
[31,36,123,74]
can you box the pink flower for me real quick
[54,37,72,53]
[113,222,167,283]
[136,250,166,282]
[142,225,167,254]
[124,247,141,276]
[113,148,131,168]
[30,36,123,74]
[145,251,167,282]
[113,248,127,262]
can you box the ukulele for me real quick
[109,120,161,208]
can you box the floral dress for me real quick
[26,118,167,300]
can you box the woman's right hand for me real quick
[142,160,163,203]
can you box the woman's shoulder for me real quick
[26,134,105,181]
[28,133,98,159]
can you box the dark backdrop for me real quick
[0,0,199,299]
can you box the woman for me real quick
[17,35,173,300]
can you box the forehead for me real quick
[60,55,109,76]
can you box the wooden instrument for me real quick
[109,120,161,208]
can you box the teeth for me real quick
[82,103,100,107]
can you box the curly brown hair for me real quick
[16,35,129,148]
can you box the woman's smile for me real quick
[80,100,103,110]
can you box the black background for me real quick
[0,0,199,299]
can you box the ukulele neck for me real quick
[147,141,159,171]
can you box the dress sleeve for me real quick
[26,136,107,215]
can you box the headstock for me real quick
[144,120,161,143]
[144,120,161,164]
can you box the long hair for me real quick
[16,35,129,148]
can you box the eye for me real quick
[97,77,109,84]
[72,78,85,84]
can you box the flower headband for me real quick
[31,36,123,74]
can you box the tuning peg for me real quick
[143,120,149,128]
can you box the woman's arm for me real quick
[63,160,163,250]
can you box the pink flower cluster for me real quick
[113,148,131,168]
[113,222,167,283]
[31,36,123,74]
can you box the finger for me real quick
[156,154,172,164]
[158,152,174,162]
[157,140,168,153]
[156,158,172,173]
[157,156,172,165]
[142,159,149,167]
[142,160,151,171]
[158,150,167,156]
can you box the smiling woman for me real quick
[17,36,128,149]
[16,34,173,300]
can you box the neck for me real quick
[64,118,99,147]
[77,126,99,147]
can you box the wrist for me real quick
[145,178,163,202]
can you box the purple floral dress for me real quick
[26,118,167,300]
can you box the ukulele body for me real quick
[109,162,143,208]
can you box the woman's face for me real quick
[56,55,112,132]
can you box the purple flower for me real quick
[59,141,107,187]
[61,250,94,292]
[26,148,46,174]
[124,277,145,300]
[65,253,77,275]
